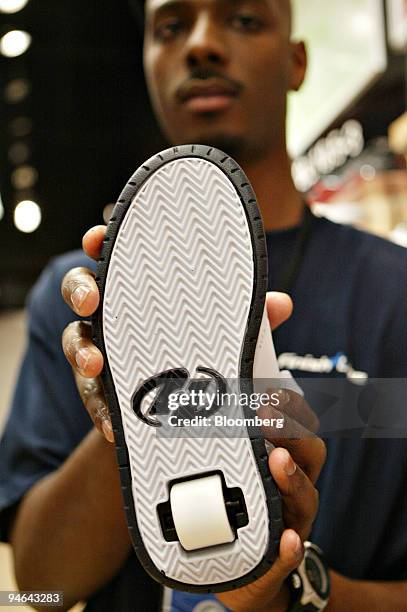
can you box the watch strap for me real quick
[286,541,330,612]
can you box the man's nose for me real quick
[185,15,228,69]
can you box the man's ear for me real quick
[289,40,307,92]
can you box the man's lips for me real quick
[185,93,236,113]
[177,79,241,114]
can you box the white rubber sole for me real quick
[93,145,282,592]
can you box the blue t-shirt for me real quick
[1,215,407,612]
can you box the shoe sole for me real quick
[92,144,282,593]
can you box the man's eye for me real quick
[230,13,264,32]
[154,19,183,41]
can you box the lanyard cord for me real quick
[275,205,315,294]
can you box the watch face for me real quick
[305,551,330,599]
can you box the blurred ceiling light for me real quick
[8,116,32,137]
[8,141,30,164]
[0,0,29,13]
[4,78,30,103]
[11,165,38,189]
[0,30,32,58]
[14,199,41,233]
[0,192,4,222]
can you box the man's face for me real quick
[143,0,304,160]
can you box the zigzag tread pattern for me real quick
[103,159,269,585]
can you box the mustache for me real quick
[177,68,244,94]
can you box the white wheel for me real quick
[170,475,235,551]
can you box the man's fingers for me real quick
[269,447,319,540]
[62,320,103,378]
[82,225,107,261]
[217,529,303,611]
[270,529,304,579]
[258,397,325,485]
[61,227,111,444]
[61,267,99,317]
[74,371,114,443]
[251,529,303,588]
[269,436,326,484]
[259,389,320,433]
[62,321,112,443]
[61,226,106,316]
[266,292,293,331]
[259,401,326,483]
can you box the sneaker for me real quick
[93,145,285,592]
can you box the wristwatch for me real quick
[286,541,331,611]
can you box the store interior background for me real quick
[0,0,406,609]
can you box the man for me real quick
[1,0,407,610]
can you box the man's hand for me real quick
[217,361,326,611]
[217,433,325,612]
[218,434,325,612]
[61,225,114,441]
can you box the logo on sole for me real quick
[132,367,227,427]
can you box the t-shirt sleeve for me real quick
[0,256,93,542]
